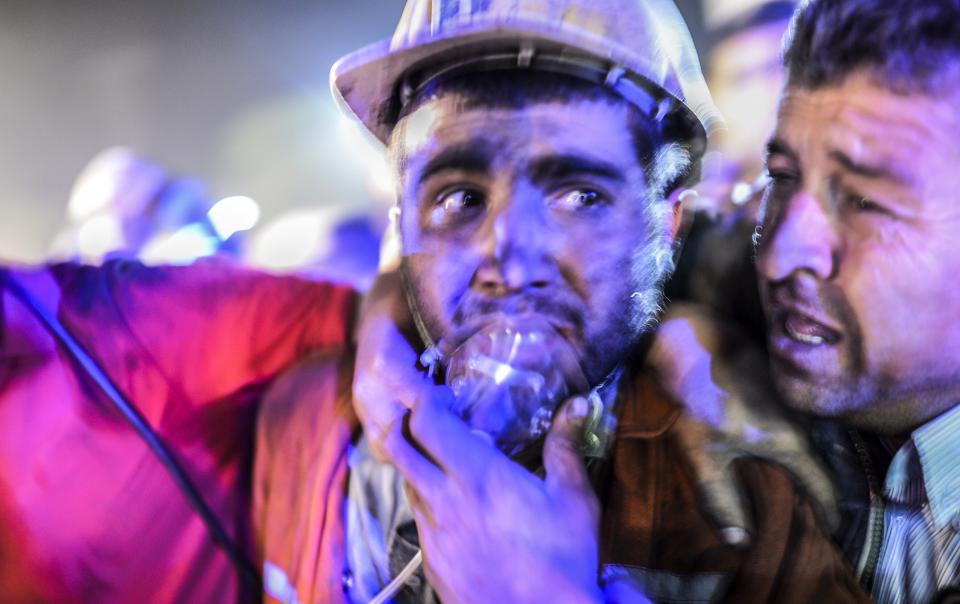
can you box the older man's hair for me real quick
[784,0,960,92]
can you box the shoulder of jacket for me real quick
[615,368,683,439]
[259,349,357,438]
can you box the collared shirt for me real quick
[344,436,439,604]
[870,404,960,603]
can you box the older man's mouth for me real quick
[766,302,844,376]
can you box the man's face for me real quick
[393,93,679,386]
[758,71,960,433]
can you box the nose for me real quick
[757,190,839,283]
[472,189,557,296]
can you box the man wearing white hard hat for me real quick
[253,0,865,602]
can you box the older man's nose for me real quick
[473,196,556,295]
[757,191,839,283]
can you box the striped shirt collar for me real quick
[884,403,960,530]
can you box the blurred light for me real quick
[394,105,439,157]
[76,215,125,260]
[731,181,754,206]
[368,158,396,199]
[705,0,775,29]
[207,195,261,240]
[69,171,118,222]
[140,224,218,265]
[731,174,771,206]
[248,210,328,271]
[67,147,167,222]
[337,116,395,201]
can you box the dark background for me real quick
[0,0,707,262]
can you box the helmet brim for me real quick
[331,19,709,152]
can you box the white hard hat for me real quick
[332,0,724,158]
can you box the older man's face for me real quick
[757,71,960,433]
[393,94,679,386]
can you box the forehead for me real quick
[392,95,639,172]
[773,72,960,177]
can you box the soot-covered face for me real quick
[394,93,679,388]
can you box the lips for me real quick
[763,283,848,379]
[783,311,842,346]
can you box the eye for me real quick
[855,196,884,213]
[841,190,888,217]
[761,170,796,215]
[765,168,798,188]
[427,187,486,227]
[437,188,484,210]
[549,188,609,211]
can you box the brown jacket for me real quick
[598,366,869,603]
[254,351,870,603]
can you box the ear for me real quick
[662,187,690,247]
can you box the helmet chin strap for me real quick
[397,260,442,378]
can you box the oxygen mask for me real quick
[436,313,590,458]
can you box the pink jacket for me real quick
[0,260,355,603]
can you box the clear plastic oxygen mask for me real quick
[438,313,591,458]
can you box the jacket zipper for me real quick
[849,430,884,592]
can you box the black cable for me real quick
[3,274,263,596]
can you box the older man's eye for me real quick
[856,197,884,213]
[843,191,888,216]
[765,168,798,189]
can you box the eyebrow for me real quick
[765,137,800,166]
[418,143,494,185]
[767,137,905,185]
[529,154,625,186]
[828,149,900,182]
